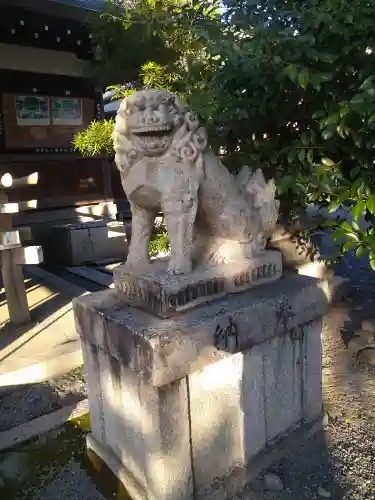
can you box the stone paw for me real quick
[167,259,192,275]
[124,257,149,273]
[209,243,248,264]
[210,251,231,265]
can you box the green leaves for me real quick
[321,157,335,166]
[81,0,375,272]
[301,132,310,146]
[366,195,375,215]
[73,119,115,156]
[356,245,366,259]
[307,149,314,163]
[328,199,341,213]
[298,68,309,89]
[284,64,298,82]
[359,75,375,93]
[287,149,297,164]
[352,200,366,220]
[298,149,306,162]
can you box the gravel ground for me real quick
[0,368,87,433]
[30,460,105,500]
[234,250,375,500]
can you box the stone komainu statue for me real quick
[112,89,279,275]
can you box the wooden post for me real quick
[0,186,28,326]
[1,248,30,325]
[0,174,43,325]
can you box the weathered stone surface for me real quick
[263,333,303,441]
[81,343,106,444]
[76,259,329,500]
[113,89,279,276]
[189,349,266,491]
[83,339,193,500]
[302,320,324,422]
[113,252,282,317]
[73,274,329,387]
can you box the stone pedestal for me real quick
[113,251,282,317]
[73,273,328,500]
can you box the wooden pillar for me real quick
[1,248,30,325]
[0,174,42,325]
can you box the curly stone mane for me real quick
[112,92,208,178]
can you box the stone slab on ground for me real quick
[65,266,115,288]
[0,398,88,451]
[0,369,87,435]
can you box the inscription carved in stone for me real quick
[213,316,240,353]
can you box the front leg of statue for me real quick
[163,192,198,275]
[125,204,155,271]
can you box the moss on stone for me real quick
[0,418,89,499]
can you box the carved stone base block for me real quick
[113,250,282,317]
[73,274,329,500]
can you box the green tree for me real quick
[76,0,375,269]
[87,0,178,85]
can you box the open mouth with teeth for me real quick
[131,126,173,154]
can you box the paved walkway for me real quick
[0,266,87,387]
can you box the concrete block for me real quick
[81,341,106,444]
[42,220,127,266]
[241,345,267,459]
[263,334,302,441]
[82,336,193,500]
[75,274,328,500]
[189,347,266,491]
[189,353,245,491]
[302,319,323,422]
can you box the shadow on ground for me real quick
[0,368,87,433]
